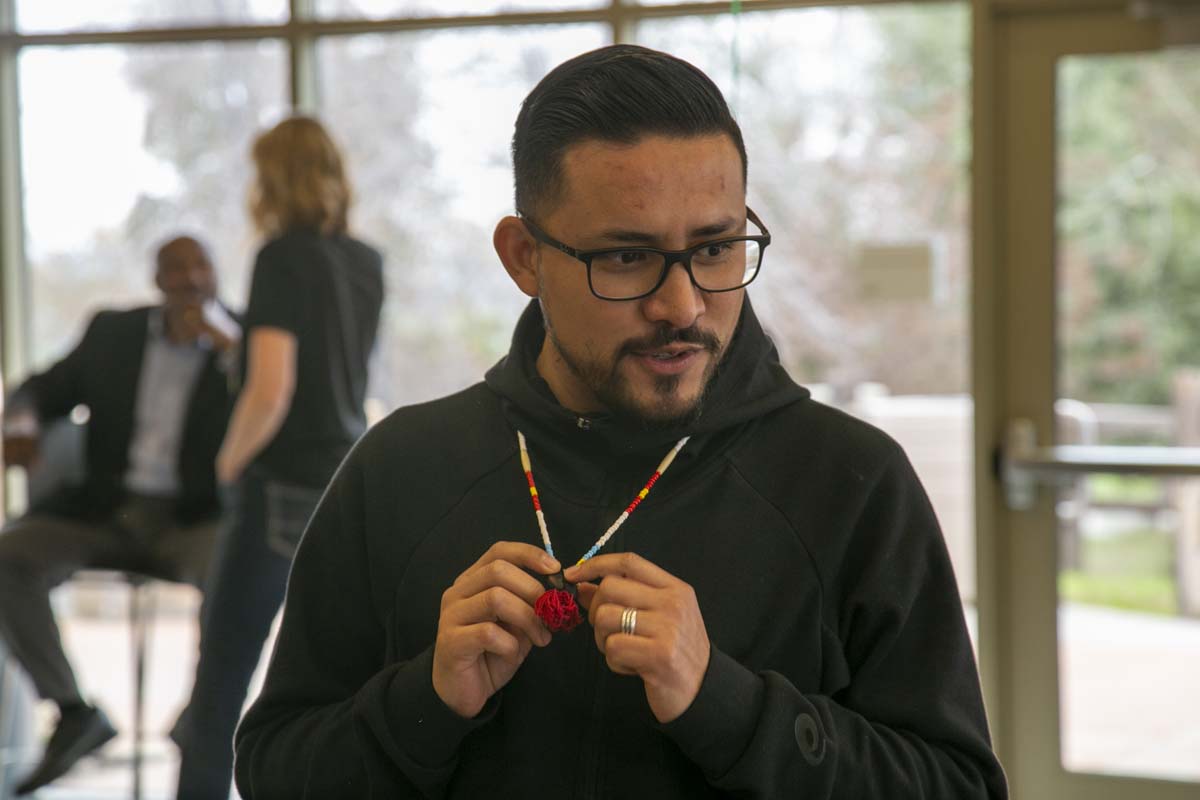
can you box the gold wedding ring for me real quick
[620,606,638,636]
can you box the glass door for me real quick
[989,3,1200,798]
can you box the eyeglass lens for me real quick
[590,239,762,299]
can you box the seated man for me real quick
[0,235,239,795]
[234,47,1007,798]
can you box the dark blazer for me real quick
[7,305,237,525]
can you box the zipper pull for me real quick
[576,417,592,430]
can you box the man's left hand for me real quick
[181,304,240,353]
[565,553,710,724]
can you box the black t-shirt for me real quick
[243,229,384,488]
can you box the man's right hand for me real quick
[2,433,40,469]
[431,542,560,719]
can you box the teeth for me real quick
[639,350,695,361]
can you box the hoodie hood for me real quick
[485,298,809,460]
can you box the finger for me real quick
[591,604,663,654]
[591,604,662,643]
[445,621,522,662]
[446,586,549,645]
[587,574,662,614]
[470,541,560,576]
[445,586,551,647]
[450,558,552,607]
[564,551,674,589]
[601,632,661,678]
[496,620,535,661]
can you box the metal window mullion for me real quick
[0,0,29,388]
[0,0,30,519]
[611,0,632,44]
[289,0,318,112]
[611,0,929,25]
[0,0,934,48]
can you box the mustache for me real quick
[618,324,722,357]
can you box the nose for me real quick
[185,265,209,288]
[641,260,704,330]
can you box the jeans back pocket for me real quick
[264,480,324,559]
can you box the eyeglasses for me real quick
[519,207,771,301]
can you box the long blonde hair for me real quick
[250,116,351,237]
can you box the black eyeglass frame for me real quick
[518,207,771,301]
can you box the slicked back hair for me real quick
[512,45,747,218]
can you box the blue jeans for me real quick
[175,467,322,800]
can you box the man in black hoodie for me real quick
[234,46,1008,799]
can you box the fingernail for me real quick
[543,556,560,570]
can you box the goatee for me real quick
[543,315,723,430]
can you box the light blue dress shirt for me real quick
[123,310,210,497]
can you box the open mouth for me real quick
[644,350,695,361]
[631,347,704,375]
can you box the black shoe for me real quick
[14,704,118,795]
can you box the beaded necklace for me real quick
[518,430,689,632]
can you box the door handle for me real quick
[1001,418,1200,510]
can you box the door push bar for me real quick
[1000,418,1200,510]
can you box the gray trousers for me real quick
[0,497,217,706]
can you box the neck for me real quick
[535,335,606,417]
[162,307,197,345]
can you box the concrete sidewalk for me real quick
[1059,603,1200,782]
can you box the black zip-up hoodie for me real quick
[235,299,1008,799]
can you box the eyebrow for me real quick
[591,216,742,246]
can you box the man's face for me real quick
[156,237,217,313]
[532,134,747,427]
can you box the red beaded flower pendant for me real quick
[535,572,582,633]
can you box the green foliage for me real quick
[1059,51,1200,404]
[1059,528,1177,615]
[1082,528,1174,575]
[1085,474,1165,505]
[1059,572,1177,616]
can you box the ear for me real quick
[494,216,540,298]
[153,267,168,294]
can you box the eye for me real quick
[693,242,736,264]
[594,250,651,269]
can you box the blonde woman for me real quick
[175,116,384,800]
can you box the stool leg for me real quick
[130,582,153,800]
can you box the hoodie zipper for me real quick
[578,472,624,800]
[579,648,608,800]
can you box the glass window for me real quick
[1056,49,1200,783]
[15,0,287,32]
[18,42,289,366]
[637,6,976,609]
[316,24,609,409]
[316,0,604,19]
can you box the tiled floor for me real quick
[6,582,275,800]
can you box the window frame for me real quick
[0,0,956,385]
